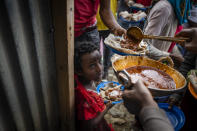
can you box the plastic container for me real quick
[96,81,124,104]
[154,95,170,103]
[158,103,185,131]
[129,5,152,12]
[105,44,142,56]
[119,16,145,29]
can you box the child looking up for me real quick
[74,41,114,131]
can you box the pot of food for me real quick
[112,56,187,97]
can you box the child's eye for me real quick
[90,64,96,68]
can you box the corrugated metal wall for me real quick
[0,0,59,130]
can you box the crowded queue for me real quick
[74,0,197,131]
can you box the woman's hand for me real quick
[176,28,197,53]
[111,26,127,36]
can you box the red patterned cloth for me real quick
[136,0,152,6]
[75,75,114,131]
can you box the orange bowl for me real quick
[188,82,197,99]
[112,56,187,97]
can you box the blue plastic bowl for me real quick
[154,95,170,103]
[119,16,145,24]
[129,5,152,12]
[106,44,141,56]
[158,103,185,131]
[119,16,145,29]
[97,81,124,104]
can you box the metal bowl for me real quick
[112,56,187,97]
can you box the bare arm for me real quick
[88,107,109,126]
[83,102,113,130]
[100,0,126,36]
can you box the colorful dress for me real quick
[75,76,114,131]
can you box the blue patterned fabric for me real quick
[167,0,191,25]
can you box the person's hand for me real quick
[122,80,158,115]
[111,26,126,36]
[158,56,174,67]
[176,28,197,53]
[105,101,114,110]
[169,54,184,68]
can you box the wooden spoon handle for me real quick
[143,35,189,43]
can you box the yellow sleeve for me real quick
[96,0,117,31]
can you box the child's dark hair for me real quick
[74,41,99,73]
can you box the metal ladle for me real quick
[127,26,190,45]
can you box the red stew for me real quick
[126,66,176,90]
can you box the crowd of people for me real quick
[74,0,197,130]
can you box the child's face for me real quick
[79,50,103,82]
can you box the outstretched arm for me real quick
[100,0,126,36]
[122,80,174,131]
[83,102,113,130]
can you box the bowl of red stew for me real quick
[112,56,187,97]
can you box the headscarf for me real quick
[167,0,191,25]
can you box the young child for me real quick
[74,41,114,131]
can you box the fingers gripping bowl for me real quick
[112,56,187,97]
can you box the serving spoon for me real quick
[127,26,190,45]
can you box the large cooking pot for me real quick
[112,56,187,97]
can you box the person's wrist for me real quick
[141,94,158,109]
[142,99,158,108]
[109,25,122,33]
[109,25,118,33]
[138,100,158,116]
[109,27,116,34]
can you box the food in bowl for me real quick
[120,37,146,52]
[112,56,187,97]
[99,83,122,101]
[126,66,176,90]
[104,34,148,55]
[119,11,146,21]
